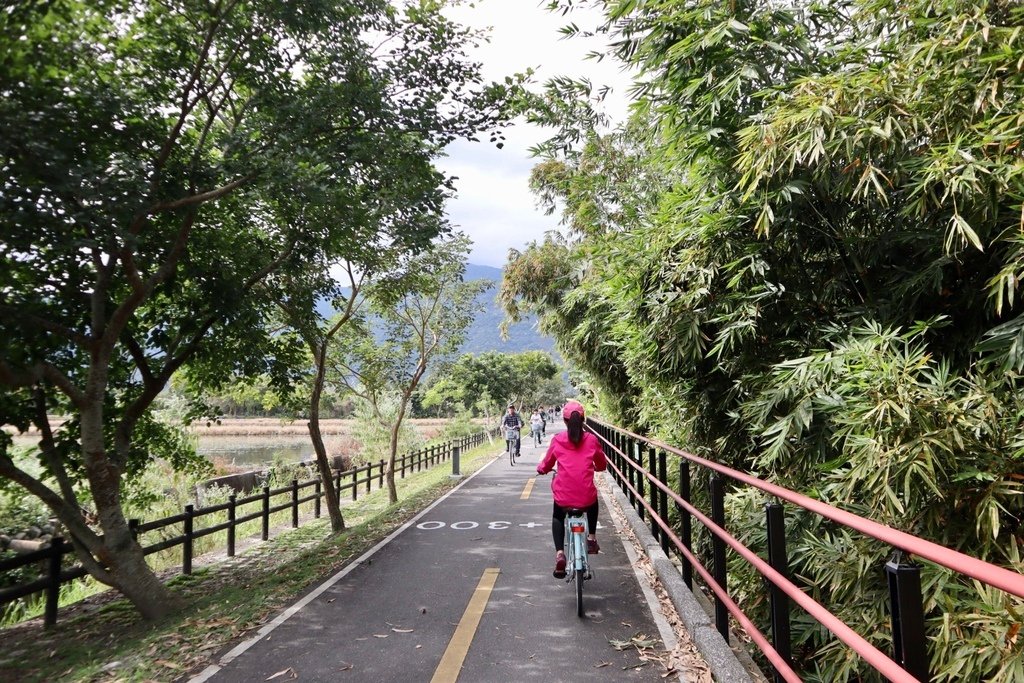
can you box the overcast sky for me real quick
[438,1,632,268]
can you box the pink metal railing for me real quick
[587,417,1024,683]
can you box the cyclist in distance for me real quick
[535,401,607,578]
[530,408,544,446]
[501,403,523,458]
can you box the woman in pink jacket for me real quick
[536,401,607,578]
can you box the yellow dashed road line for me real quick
[430,568,501,683]
[520,477,536,499]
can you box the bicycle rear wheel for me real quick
[574,531,586,617]
[575,564,584,616]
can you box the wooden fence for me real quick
[0,429,497,626]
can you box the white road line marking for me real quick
[188,454,501,683]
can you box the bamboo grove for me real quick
[502,1,1024,680]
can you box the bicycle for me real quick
[563,507,592,617]
[505,427,520,466]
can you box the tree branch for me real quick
[33,388,83,518]
[0,447,105,564]
[153,0,243,175]
[0,306,90,348]
[121,331,155,385]
[0,360,86,407]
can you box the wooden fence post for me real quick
[262,486,270,541]
[183,504,194,575]
[44,537,63,627]
[228,494,236,557]
[291,479,299,528]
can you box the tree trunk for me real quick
[386,422,399,504]
[483,407,494,444]
[308,359,345,531]
[103,541,184,620]
[80,401,183,620]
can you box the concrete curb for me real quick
[603,473,763,683]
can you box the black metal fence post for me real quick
[648,446,658,539]
[44,537,62,627]
[710,476,728,639]
[615,432,624,487]
[658,451,669,555]
[886,551,930,682]
[766,502,792,682]
[679,459,693,589]
[183,504,194,575]
[291,479,299,528]
[262,486,270,541]
[227,494,236,557]
[634,439,645,520]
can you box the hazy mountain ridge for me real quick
[461,264,554,356]
[318,264,555,356]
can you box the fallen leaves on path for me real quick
[600,478,715,683]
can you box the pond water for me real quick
[195,436,316,469]
[10,434,316,470]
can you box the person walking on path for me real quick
[535,401,607,578]
[538,406,547,436]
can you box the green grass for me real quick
[2,445,467,628]
[0,440,501,683]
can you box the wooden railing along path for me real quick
[0,430,497,626]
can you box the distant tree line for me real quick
[171,349,568,421]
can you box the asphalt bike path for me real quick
[192,427,677,682]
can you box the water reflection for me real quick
[11,434,319,470]
[196,436,315,468]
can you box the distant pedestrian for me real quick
[538,406,547,436]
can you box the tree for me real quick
[508,1,1024,678]
[421,350,563,418]
[332,234,488,503]
[0,0,518,620]
[282,263,366,533]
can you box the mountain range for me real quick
[461,264,555,356]
[317,264,555,357]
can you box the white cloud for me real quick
[438,0,632,267]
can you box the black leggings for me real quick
[551,501,599,551]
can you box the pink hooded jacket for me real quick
[536,431,607,509]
